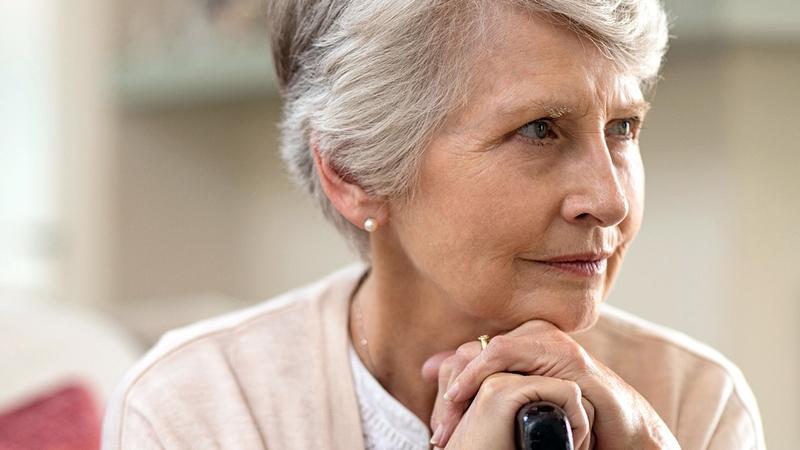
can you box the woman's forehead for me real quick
[457,8,648,126]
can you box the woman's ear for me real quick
[311,139,388,231]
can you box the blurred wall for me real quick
[115,102,353,304]
[0,0,139,411]
[612,42,800,447]
[58,0,116,311]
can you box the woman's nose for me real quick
[561,140,630,228]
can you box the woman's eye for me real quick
[517,120,556,142]
[607,118,637,138]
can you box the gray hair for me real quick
[266,0,669,259]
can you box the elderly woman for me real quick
[103,1,765,449]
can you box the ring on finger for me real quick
[478,334,491,351]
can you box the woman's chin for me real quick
[507,290,603,333]
[563,302,602,333]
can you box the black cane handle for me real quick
[515,401,574,450]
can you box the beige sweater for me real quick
[102,264,766,449]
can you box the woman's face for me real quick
[388,7,649,333]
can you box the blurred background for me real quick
[1,0,797,448]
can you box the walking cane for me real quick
[515,401,574,450]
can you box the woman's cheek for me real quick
[621,147,646,218]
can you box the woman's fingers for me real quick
[428,342,481,446]
[445,333,591,405]
[580,396,597,450]
[421,350,455,382]
[450,373,592,450]
[431,341,495,446]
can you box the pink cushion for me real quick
[0,381,100,450]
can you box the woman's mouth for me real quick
[524,252,612,277]
[538,259,608,277]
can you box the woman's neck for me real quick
[348,260,496,426]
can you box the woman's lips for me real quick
[537,258,608,277]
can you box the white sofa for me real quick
[0,293,143,411]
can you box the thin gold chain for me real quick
[353,285,379,375]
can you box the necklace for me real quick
[353,283,379,376]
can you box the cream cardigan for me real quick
[102,264,766,449]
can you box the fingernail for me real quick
[430,424,443,445]
[444,382,459,401]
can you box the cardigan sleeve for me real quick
[103,402,165,450]
[706,385,766,450]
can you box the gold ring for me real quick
[478,335,490,351]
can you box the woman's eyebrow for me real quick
[492,97,578,120]
[618,100,652,118]
[492,98,652,120]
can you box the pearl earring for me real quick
[364,217,377,232]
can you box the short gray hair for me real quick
[266,0,669,259]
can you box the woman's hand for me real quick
[422,320,680,450]
[435,372,590,450]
